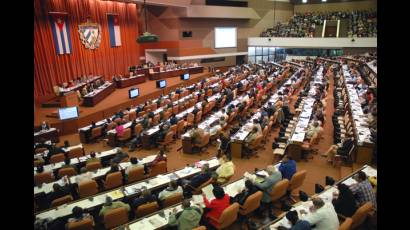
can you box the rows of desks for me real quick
[119,162,282,230]
[78,73,226,144]
[148,66,204,80]
[34,152,157,197]
[82,82,116,107]
[262,165,377,229]
[35,157,220,221]
[342,65,375,164]
[230,68,299,158]
[34,128,59,143]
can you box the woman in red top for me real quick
[203,186,231,228]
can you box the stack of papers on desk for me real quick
[202,184,215,201]
[107,190,124,200]
[342,177,357,186]
[192,195,205,206]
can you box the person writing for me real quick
[300,197,339,230]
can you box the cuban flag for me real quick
[107,14,122,47]
[49,13,72,55]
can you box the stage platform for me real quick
[34,70,213,135]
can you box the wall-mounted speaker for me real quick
[182,31,192,38]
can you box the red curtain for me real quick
[34,0,140,100]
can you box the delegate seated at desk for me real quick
[168,200,203,230]
[250,165,282,219]
[182,164,211,195]
[66,206,94,229]
[213,155,235,184]
[158,180,183,201]
[349,171,377,209]
[300,197,339,230]
[131,188,157,211]
[99,196,130,217]
[231,180,259,205]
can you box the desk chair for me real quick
[162,192,183,208]
[192,226,207,230]
[208,202,240,230]
[135,201,159,218]
[288,170,307,202]
[90,127,103,142]
[50,153,65,164]
[51,195,73,208]
[35,147,48,154]
[104,172,123,190]
[58,167,77,178]
[133,124,143,138]
[103,207,129,229]
[158,131,174,152]
[128,111,137,121]
[126,166,145,183]
[34,172,54,185]
[149,161,167,177]
[195,111,202,124]
[269,179,290,210]
[347,202,373,229]
[333,144,355,167]
[78,179,99,198]
[66,217,94,230]
[339,217,352,230]
[193,132,210,153]
[85,161,102,172]
[106,122,117,131]
[244,135,263,159]
[177,120,186,138]
[117,128,132,146]
[239,191,263,226]
[185,113,195,128]
[68,147,84,159]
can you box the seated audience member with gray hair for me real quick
[300,197,339,230]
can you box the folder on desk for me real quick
[107,190,124,200]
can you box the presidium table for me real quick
[82,82,116,107]
[148,66,204,80]
[115,74,146,88]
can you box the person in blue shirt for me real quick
[277,210,311,230]
[279,155,297,180]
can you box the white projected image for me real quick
[215,27,237,48]
[59,107,78,120]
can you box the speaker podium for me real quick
[60,91,79,107]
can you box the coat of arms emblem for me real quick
[78,19,101,50]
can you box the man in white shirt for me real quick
[158,180,183,201]
[301,197,339,230]
[125,157,144,175]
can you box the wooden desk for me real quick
[82,82,116,107]
[148,67,204,80]
[34,128,59,143]
[59,76,102,95]
[115,74,146,88]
